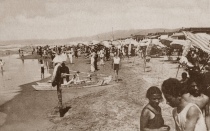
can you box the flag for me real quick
[183,31,210,54]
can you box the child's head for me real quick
[181,72,188,79]
[161,78,183,107]
[146,86,163,106]
[40,60,43,64]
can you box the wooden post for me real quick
[176,64,180,78]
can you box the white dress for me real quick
[68,53,73,63]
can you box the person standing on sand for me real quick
[40,60,44,79]
[94,49,99,70]
[112,53,121,82]
[99,48,105,66]
[74,48,78,58]
[140,86,170,131]
[90,51,95,72]
[68,51,73,64]
[52,61,63,116]
[52,48,67,117]
[0,59,5,71]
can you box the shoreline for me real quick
[0,55,184,131]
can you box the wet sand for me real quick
[0,55,184,131]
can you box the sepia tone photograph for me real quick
[0,0,210,131]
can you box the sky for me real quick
[0,0,210,41]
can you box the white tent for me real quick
[159,35,168,40]
[151,39,166,48]
[78,41,89,46]
[124,38,133,45]
[195,33,210,39]
[139,39,151,46]
[90,40,100,45]
[101,41,111,48]
[170,40,191,47]
[112,41,121,46]
[130,39,139,46]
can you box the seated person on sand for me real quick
[62,71,86,86]
[96,75,112,86]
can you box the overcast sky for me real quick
[0,0,210,41]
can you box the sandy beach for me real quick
[0,54,184,131]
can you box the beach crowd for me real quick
[1,38,208,131]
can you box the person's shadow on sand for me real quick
[49,105,71,118]
[60,106,71,117]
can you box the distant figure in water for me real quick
[21,56,24,64]
[0,59,5,71]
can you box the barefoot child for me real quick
[140,86,170,131]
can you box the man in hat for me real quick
[52,48,67,117]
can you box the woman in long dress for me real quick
[68,51,73,64]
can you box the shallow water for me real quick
[0,54,51,106]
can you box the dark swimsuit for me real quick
[145,104,164,129]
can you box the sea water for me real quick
[0,54,51,106]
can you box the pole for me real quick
[144,56,146,72]
[176,64,180,78]
[112,27,114,40]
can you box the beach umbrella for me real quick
[170,40,190,49]
[130,39,139,46]
[91,40,100,45]
[101,41,111,48]
[139,39,150,47]
[160,37,173,47]
[171,32,185,38]
[147,35,159,39]
[151,39,166,48]
[124,38,133,45]
[170,43,182,49]
[159,35,168,40]
[112,41,121,47]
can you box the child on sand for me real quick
[140,86,170,131]
[40,60,44,79]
